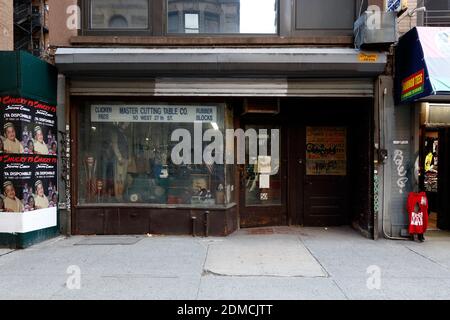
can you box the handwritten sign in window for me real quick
[306,127,347,176]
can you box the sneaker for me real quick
[418,234,425,242]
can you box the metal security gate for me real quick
[69,78,375,98]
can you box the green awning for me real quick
[0,51,57,105]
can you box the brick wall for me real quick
[48,0,78,47]
[0,0,13,51]
[398,0,419,35]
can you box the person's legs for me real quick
[418,233,425,242]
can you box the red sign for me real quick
[401,69,425,101]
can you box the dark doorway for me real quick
[286,98,373,229]
[438,129,450,230]
[238,98,373,230]
[421,127,450,231]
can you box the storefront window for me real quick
[424,131,439,193]
[77,103,234,207]
[167,0,278,34]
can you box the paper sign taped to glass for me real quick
[259,174,270,189]
[257,156,272,174]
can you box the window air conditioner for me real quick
[354,11,398,49]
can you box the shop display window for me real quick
[424,132,439,193]
[77,102,234,207]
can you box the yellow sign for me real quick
[359,53,378,62]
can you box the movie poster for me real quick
[0,96,58,214]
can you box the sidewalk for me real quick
[1,227,450,300]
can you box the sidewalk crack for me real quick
[0,250,15,258]
[404,245,450,273]
[332,279,350,300]
[296,235,330,278]
[196,242,210,300]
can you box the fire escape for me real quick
[13,0,48,58]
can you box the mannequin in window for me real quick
[99,126,115,200]
[111,122,130,201]
[84,156,97,203]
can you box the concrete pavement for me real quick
[1,227,450,300]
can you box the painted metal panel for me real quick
[55,47,387,78]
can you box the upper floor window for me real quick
[184,12,200,33]
[87,0,151,30]
[167,0,278,34]
[424,0,450,27]
[295,0,357,31]
[80,0,361,37]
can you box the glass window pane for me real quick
[244,125,281,206]
[91,0,149,29]
[168,12,179,33]
[424,131,439,193]
[184,13,199,33]
[78,103,231,207]
[185,13,199,29]
[295,0,355,30]
[167,0,277,34]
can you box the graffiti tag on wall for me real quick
[393,149,408,194]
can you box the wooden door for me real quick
[302,126,349,226]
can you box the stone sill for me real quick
[69,35,354,47]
